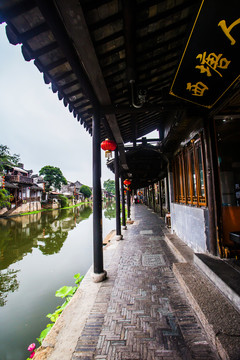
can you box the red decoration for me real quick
[101,139,117,159]
[123,179,131,186]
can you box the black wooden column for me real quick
[159,180,163,217]
[127,189,131,219]
[115,149,122,239]
[121,176,126,229]
[92,111,106,281]
[203,118,219,256]
[166,174,170,212]
[152,183,156,212]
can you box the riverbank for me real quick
[0,202,116,360]
[20,201,92,216]
[0,201,93,218]
[33,228,118,360]
[33,204,240,360]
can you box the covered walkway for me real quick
[34,204,240,360]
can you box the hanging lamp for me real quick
[101,139,117,159]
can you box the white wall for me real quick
[169,171,209,253]
[170,202,209,253]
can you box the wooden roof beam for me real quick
[137,0,194,29]
[123,0,136,82]
[99,103,178,114]
[0,0,36,21]
[54,0,127,166]
[35,0,99,108]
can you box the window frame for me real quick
[172,134,207,207]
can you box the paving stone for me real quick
[71,205,219,360]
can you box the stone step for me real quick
[164,233,194,263]
[173,262,240,360]
[194,253,240,312]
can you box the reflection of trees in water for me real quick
[0,269,19,306]
[0,219,37,270]
[0,204,94,306]
[38,228,68,255]
[0,205,93,270]
[36,205,92,255]
[103,202,116,219]
[79,205,92,221]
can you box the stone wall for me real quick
[42,202,59,210]
[170,202,209,253]
[9,201,42,216]
[0,207,8,216]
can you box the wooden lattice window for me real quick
[173,134,207,207]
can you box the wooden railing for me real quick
[6,175,33,184]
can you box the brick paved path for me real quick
[72,205,218,360]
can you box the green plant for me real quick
[0,188,10,209]
[80,185,92,199]
[58,194,68,208]
[103,179,115,195]
[39,165,67,191]
[0,144,20,172]
[36,273,84,345]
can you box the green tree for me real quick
[80,185,92,199]
[39,166,67,191]
[58,194,69,208]
[103,179,115,195]
[0,145,20,173]
[0,189,10,209]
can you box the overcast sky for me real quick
[0,24,158,187]
[0,24,116,186]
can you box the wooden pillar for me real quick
[115,149,122,239]
[152,183,156,212]
[159,180,163,217]
[127,189,131,219]
[204,118,220,256]
[121,176,126,229]
[165,174,170,212]
[92,111,106,282]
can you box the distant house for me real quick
[32,174,45,190]
[60,181,84,202]
[2,163,43,215]
[102,189,114,200]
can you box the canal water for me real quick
[0,202,116,360]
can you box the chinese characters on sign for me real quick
[218,18,240,45]
[186,82,208,97]
[170,0,240,108]
[187,52,231,97]
[195,52,230,78]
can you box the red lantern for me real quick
[101,139,117,159]
[123,179,131,186]
[2,175,5,189]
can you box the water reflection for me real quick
[0,202,117,360]
[104,202,116,219]
[0,269,19,307]
[0,204,92,306]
